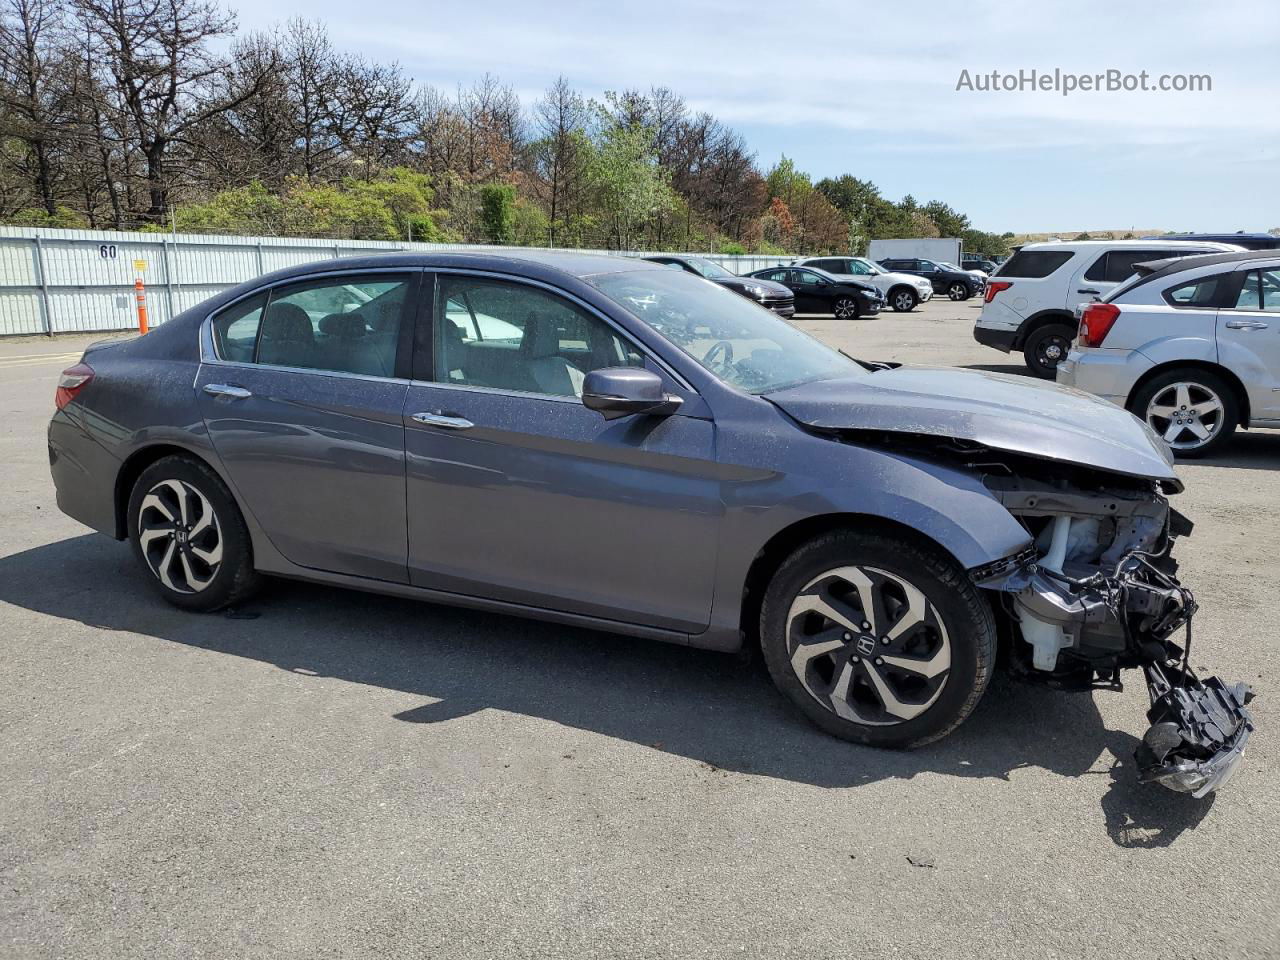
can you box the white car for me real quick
[974,239,1240,378]
[1056,249,1280,457]
[792,256,934,312]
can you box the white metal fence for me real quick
[0,226,793,336]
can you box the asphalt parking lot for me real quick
[2,299,1277,960]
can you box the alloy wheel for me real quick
[948,283,967,300]
[833,297,858,320]
[892,291,915,311]
[137,478,223,593]
[786,565,951,726]
[1146,381,1225,451]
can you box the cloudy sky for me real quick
[236,0,1278,235]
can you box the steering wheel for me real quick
[702,340,735,375]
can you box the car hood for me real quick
[719,276,792,298]
[765,366,1180,488]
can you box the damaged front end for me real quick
[976,473,1254,797]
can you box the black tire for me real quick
[759,530,996,749]
[888,287,918,312]
[832,296,860,320]
[947,282,969,301]
[1022,322,1076,378]
[1128,368,1239,459]
[126,454,261,611]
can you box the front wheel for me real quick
[1022,322,1076,379]
[1129,369,1238,458]
[760,530,996,748]
[127,455,261,611]
[889,287,918,312]
[947,282,969,301]
[832,296,860,320]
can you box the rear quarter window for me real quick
[1163,274,1227,308]
[995,250,1074,278]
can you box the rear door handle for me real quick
[203,383,252,399]
[1224,319,1269,330]
[411,412,474,430]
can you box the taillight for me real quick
[1078,302,1120,348]
[55,362,94,410]
[984,280,1013,303]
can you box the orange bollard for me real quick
[134,277,149,335]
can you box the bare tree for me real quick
[0,0,69,213]
[529,76,589,246]
[72,0,270,220]
[336,55,412,179]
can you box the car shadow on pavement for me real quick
[1186,430,1280,472]
[0,533,1215,847]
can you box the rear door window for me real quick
[998,250,1074,278]
[255,274,413,377]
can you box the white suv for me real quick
[793,256,934,312]
[974,240,1239,378]
[1056,250,1280,457]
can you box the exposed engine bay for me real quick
[975,469,1254,797]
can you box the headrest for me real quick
[318,312,366,339]
[261,303,314,343]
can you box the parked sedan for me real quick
[743,265,883,318]
[642,255,794,317]
[1057,249,1280,457]
[879,258,984,300]
[48,251,1252,793]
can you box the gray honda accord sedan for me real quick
[48,251,1253,794]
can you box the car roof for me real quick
[1113,249,1280,298]
[1133,248,1280,277]
[1017,239,1242,252]
[269,249,665,284]
[1142,232,1280,244]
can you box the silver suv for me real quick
[1057,250,1280,456]
[975,240,1239,378]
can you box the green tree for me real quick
[587,103,675,250]
[478,183,515,244]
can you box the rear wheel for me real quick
[1130,368,1238,458]
[760,530,996,748]
[889,287,918,312]
[832,296,860,320]
[127,455,260,611]
[1022,322,1075,378]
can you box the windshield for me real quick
[851,258,886,275]
[685,257,735,280]
[590,269,862,394]
[939,262,963,271]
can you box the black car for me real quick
[1140,232,1280,252]
[743,266,882,319]
[643,255,795,317]
[962,256,997,274]
[879,258,983,301]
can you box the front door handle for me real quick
[1224,319,1269,330]
[203,383,252,399]
[1077,288,1101,296]
[411,412,474,430]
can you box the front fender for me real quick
[698,408,1033,649]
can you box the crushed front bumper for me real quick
[976,481,1257,797]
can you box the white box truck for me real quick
[868,238,963,266]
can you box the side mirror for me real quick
[582,367,682,421]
